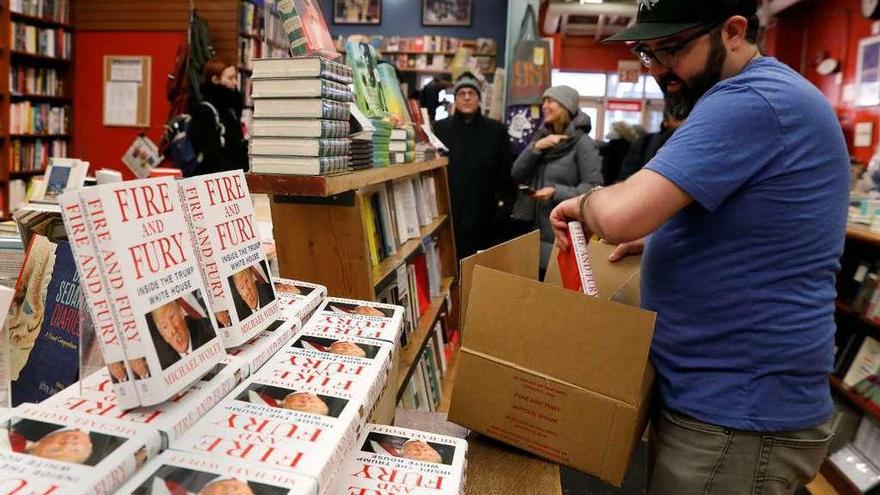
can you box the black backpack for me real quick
[163,101,225,177]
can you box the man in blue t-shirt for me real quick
[551,0,848,492]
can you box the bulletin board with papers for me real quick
[102,55,151,127]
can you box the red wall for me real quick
[73,31,185,178]
[765,0,877,163]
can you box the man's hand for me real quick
[549,195,586,252]
[608,239,645,262]
[530,187,556,201]
[534,134,568,151]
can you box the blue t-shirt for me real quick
[643,57,849,431]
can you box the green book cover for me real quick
[347,41,388,118]
[377,63,411,127]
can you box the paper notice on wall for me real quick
[104,81,139,126]
[110,58,143,83]
[856,122,874,149]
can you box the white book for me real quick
[423,175,439,219]
[42,158,88,202]
[411,177,432,227]
[0,403,163,494]
[251,57,352,84]
[41,360,244,449]
[389,140,410,152]
[178,171,281,347]
[252,119,350,139]
[331,424,468,495]
[310,297,405,345]
[250,155,349,176]
[272,278,328,326]
[173,377,362,494]
[58,192,140,409]
[251,77,352,100]
[391,179,420,241]
[225,317,300,377]
[844,336,880,387]
[390,129,408,141]
[253,98,350,120]
[567,221,598,296]
[264,331,393,418]
[78,177,227,407]
[116,450,319,495]
[375,187,398,256]
[251,137,350,157]
[433,322,448,374]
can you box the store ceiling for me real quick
[544,0,638,39]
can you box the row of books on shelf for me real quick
[240,0,263,35]
[399,316,458,412]
[362,173,441,267]
[10,0,70,23]
[239,36,260,70]
[9,101,68,135]
[384,35,497,55]
[11,22,71,59]
[9,137,66,172]
[264,0,289,57]
[10,65,64,96]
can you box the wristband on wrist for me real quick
[578,186,602,220]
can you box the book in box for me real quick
[172,376,363,495]
[0,402,162,494]
[116,450,319,495]
[330,423,468,495]
[225,317,300,377]
[273,278,327,326]
[41,358,245,449]
[77,177,227,407]
[178,170,282,347]
[309,297,404,345]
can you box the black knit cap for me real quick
[604,0,758,43]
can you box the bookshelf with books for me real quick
[0,0,72,219]
[334,35,498,76]
[822,225,880,494]
[246,158,459,401]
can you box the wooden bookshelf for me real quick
[830,376,880,422]
[847,224,880,247]
[372,215,448,285]
[817,459,861,495]
[396,277,453,400]
[10,11,71,29]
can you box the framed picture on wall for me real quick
[422,0,472,27]
[857,34,880,107]
[333,0,382,25]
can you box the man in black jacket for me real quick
[617,110,684,183]
[433,77,512,259]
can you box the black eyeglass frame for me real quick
[631,23,722,68]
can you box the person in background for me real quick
[616,107,685,183]
[434,76,511,259]
[190,59,248,176]
[550,0,847,491]
[600,121,642,186]
[511,85,602,273]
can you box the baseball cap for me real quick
[604,0,758,43]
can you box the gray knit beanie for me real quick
[542,85,580,116]
[453,77,481,99]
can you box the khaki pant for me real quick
[647,409,834,495]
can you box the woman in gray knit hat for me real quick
[511,85,603,272]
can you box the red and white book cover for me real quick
[41,358,245,449]
[273,277,327,326]
[173,376,362,495]
[179,171,281,347]
[0,402,163,495]
[557,221,598,296]
[263,331,393,418]
[58,191,141,409]
[225,317,300,377]
[330,424,468,495]
[309,298,404,345]
[116,450,319,495]
[78,177,227,407]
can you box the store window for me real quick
[551,70,607,98]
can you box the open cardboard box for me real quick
[448,231,656,486]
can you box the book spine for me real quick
[80,187,158,404]
[58,193,141,409]
[318,139,351,157]
[322,120,351,139]
[568,221,598,297]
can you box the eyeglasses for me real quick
[631,23,720,69]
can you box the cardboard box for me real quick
[448,231,655,486]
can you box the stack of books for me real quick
[250,57,353,176]
[372,118,392,167]
[390,126,416,164]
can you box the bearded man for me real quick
[550,1,848,492]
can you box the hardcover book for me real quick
[41,360,244,449]
[272,278,327,326]
[253,98,350,120]
[117,450,319,495]
[225,317,300,377]
[0,402,163,495]
[251,78,353,102]
[251,138,351,158]
[8,234,82,406]
[78,176,227,407]
[346,41,388,118]
[557,221,598,296]
[173,377,362,494]
[250,155,350,176]
[308,298,405,345]
[251,57,352,84]
[276,0,337,59]
[330,423,468,495]
[844,336,880,387]
[252,119,351,139]
[178,170,281,347]
[261,331,393,418]
[377,63,411,127]
[58,192,140,409]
